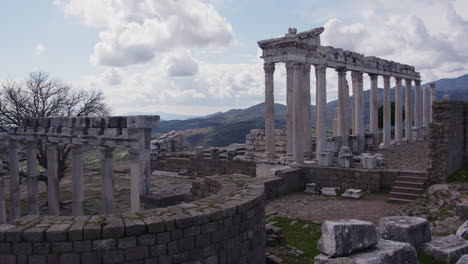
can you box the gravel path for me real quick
[374,141,428,171]
[266,193,398,224]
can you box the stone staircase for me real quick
[388,172,427,203]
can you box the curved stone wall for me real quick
[0,175,266,264]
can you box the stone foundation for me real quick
[151,157,256,176]
[245,129,288,152]
[0,175,266,264]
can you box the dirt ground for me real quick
[266,192,398,224]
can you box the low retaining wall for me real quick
[428,100,468,182]
[0,175,266,264]
[151,157,257,176]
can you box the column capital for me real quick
[336,67,347,76]
[382,75,391,81]
[100,147,114,158]
[303,63,311,74]
[394,76,402,82]
[263,62,275,75]
[285,61,294,72]
[368,73,378,80]
[292,62,304,71]
[351,71,363,81]
[314,63,327,74]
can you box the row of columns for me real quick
[264,61,434,165]
[0,142,151,223]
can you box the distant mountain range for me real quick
[154,74,468,147]
[124,111,199,121]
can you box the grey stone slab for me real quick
[102,215,125,238]
[68,216,90,241]
[81,251,102,264]
[29,255,47,264]
[125,246,149,261]
[92,239,117,251]
[321,187,340,196]
[138,234,156,246]
[341,189,364,199]
[314,239,418,264]
[457,221,468,239]
[32,242,50,255]
[72,240,92,253]
[143,216,166,233]
[23,226,47,242]
[377,216,431,247]
[456,255,468,264]
[51,241,73,253]
[83,219,101,240]
[420,235,468,264]
[46,224,71,242]
[123,217,146,236]
[118,236,137,249]
[318,219,378,257]
[0,224,15,241]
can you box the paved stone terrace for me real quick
[0,175,266,264]
[374,141,428,172]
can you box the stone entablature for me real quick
[258,27,420,80]
[0,175,266,264]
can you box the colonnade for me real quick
[263,62,434,165]
[0,142,150,223]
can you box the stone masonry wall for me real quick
[151,157,257,177]
[0,175,265,264]
[245,129,287,152]
[428,100,468,182]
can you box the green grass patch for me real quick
[268,216,321,263]
[447,166,468,183]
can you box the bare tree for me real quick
[0,71,110,185]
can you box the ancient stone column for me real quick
[430,83,436,123]
[382,75,391,146]
[47,143,60,216]
[292,62,305,164]
[264,62,276,158]
[101,147,115,214]
[337,68,349,147]
[405,79,413,142]
[9,140,20,220]
[414,80,422,139]
[286,62,294,158]
[129,149,151,212]
[0,161,5,224]
[352,71,364,150]
[333,109,338,137]
[26,142,39,215]
[303,64,312,159]
[71,145,85,216]
[315,63,327,155]
[423,87,430,130]
[369,74,379,135]
[394,77,403,144]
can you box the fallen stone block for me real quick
[457,221,468,240]
[318,151,333,166]
[321,187,340,196]
[342,189,364,199]
[419,235,468,264]
[361,154,377,169]
[318,219,378,257]
[305,183,321,194]
[456,255,468,264]
[314,239,418,264]
[377,216,431,247]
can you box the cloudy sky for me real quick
[1,0,467,116]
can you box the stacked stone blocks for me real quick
[0,175,266,264]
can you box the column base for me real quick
[304,152,314,160]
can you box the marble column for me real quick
[337,68,348,147]
[71,145,85,216]
[303,64,312,159]
[292,62,305,164]
[47,143,60,216]
[414,80,422,139]
[352,71,364,150]
[101,147,115,214]
[333,109,338,137]
[26,142,39,215]
[383,75,391,146]
[405,79,413,142]
[9,140,20,220]
[423,87,430,130]
[315,63,327,155]
[264,62,276,157]
[369,74,379,135]
[0,161,5,224]
[430,83,436,123]
[286,62,294,157]
[129,149,151,212]
[395,77,403,144]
